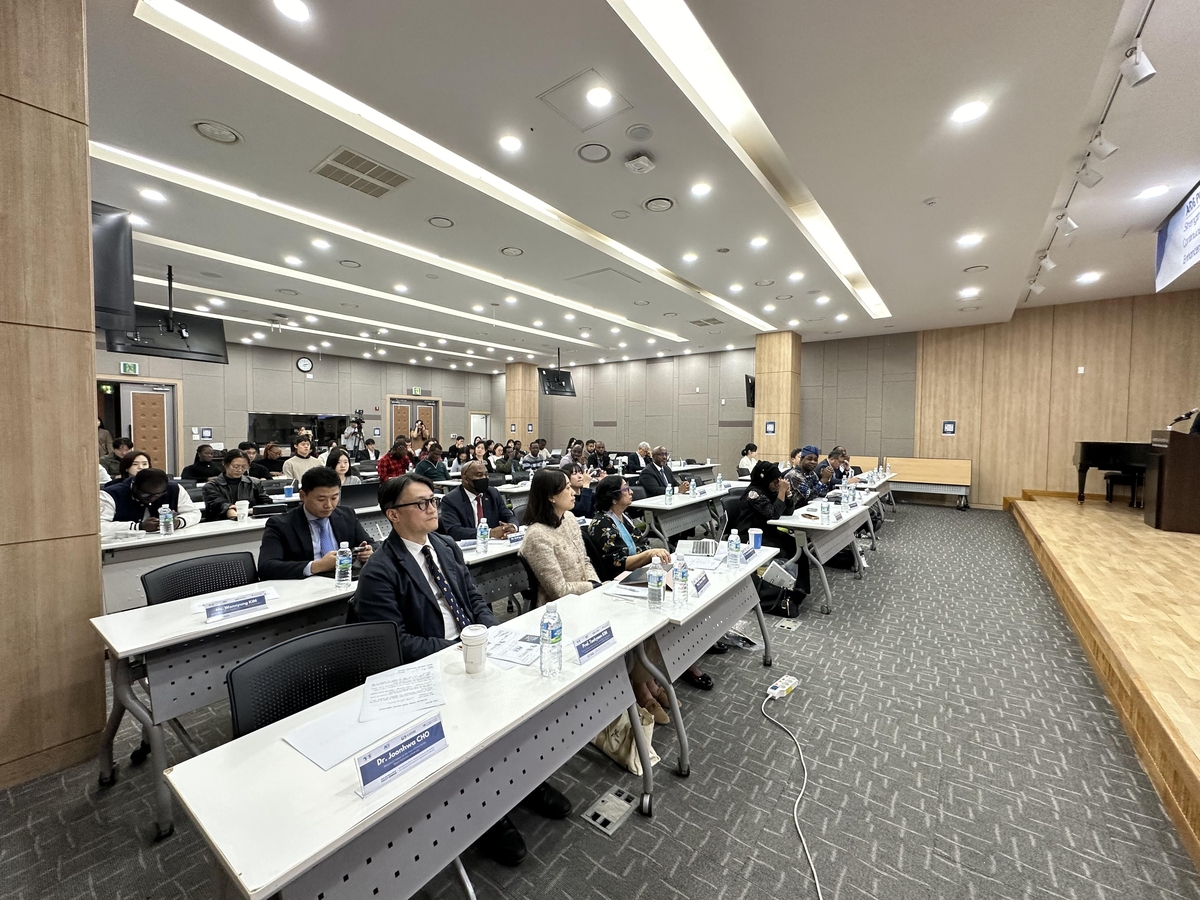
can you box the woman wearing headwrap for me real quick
[785,445,835,504]
[736,459,810,594]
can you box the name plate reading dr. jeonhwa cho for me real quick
[572,621,615,666]
[355,713,448,798]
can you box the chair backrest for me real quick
[262,480,287,495]
[630,485,648,502]
[488,473,506,487]
[251,502,289,518]
[519,554,541,608]
[187,487,205,502]
[511,469,531,483]
[722,494,746,539]
[685,458,697,465]
[226,622,402,738]
[141,551,258,606]
[581,526,621,584]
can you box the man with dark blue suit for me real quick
[257,466,373,580]
[636,445,691,497]
[438,460,518,541]
[352,473,572,868]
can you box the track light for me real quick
[1040,254,1057,270]
[1058,214,1079,236]
[1120,39,1156,87]
[1029,281,1045,295]
[1088,130,1118,160]
[1076,163,1103,189]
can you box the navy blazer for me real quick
[439,485,517,541]
[636,463,679,497]
[352,531,498,661]
[257,505,371,581]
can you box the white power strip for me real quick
[766,674,799,700]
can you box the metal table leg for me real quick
[97,655,127,787]
[626,700,656,816]
[109,654,174,839]
[751,602,774,667]
[851,538,866,580]
[643,510,669,548]
[804,541,833,615]
[635,644,691,778]
[864,505,877,550]
[453,857,478,900]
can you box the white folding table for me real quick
[629,487,730,548]
[769,501,872,615]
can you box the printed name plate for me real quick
[572,621,615,666]
[692,572,710,596]
[695,487,707,497]
[196,591,268,623]
[507,532,525,545]
[355,713,448,798]
[741,546,757,564]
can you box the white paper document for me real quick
[486,628,540,666]
[284,703,426,771]
[683,555,723,571]
[359,658,444,723]
[606,584,648,601]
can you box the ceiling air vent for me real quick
[312,147,409,198]
[688,317,725,327]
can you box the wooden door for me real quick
[131,392,167,473]
[417,405,435,441]
[392,404,409,446]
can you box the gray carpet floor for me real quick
[3,505,1199,900]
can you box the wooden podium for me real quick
[1143,430,1200,534]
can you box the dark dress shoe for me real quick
[519,781,572,819]
[683,670,714,690]
[705,642,730,654]
[478,815,527,867]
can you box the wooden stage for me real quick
[1012,496,1200,868]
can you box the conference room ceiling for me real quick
[86,0,1194,369]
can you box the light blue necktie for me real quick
[316,517,336,557]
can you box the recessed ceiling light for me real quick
[338,259,360,268]
[610,327,620,334]
[580,332,590,338]
[465,361,473,367]
[427,217,454,228]
[284,256,302,266]
[1135,184,1169,200]
[378,328,388,335]
[958,287,981,298]
[816,296,830,305]
[963,265,989,273]
[437,338,447,345]
[951,101,988,123]
[729,284,743,293]
[240,337,253,344]
[393,284,407,293]
[755,280,775,287]
[493,369,500,374]
[564,313,575,320]
[486,347,495,352]
[449,364,457,369]
[498,135,522,152]
[1076,271,1102,284]
[586,87,613,107]
[960,307,979,312]
[194,304,209,312]
[788,271,804,282]
[691,183,711,197]
[505,295,517,304]
[377,349,386,356]
[208,298,224,306]
[683,349,691,355]
[526,354,535,359]
[682,252,698,263]
[835,313,849,322]
[788,319,800,327]
[426,356,434,361]
[409,358,417,364]
[750,236,768,249]
[273,0,310,21]
[500,247,523,257]
[533,320,543,327]
[193,121,241,144]
[725,344,735,350]
[287,320,300,328]
[362,352,372,359]
[307,345,317,352]
[611,209,630,218]
[569,362,576,367]
[956,233,983,247]
[359,331,370,337]
[139,188,166,202]
[311,238,330,249]
[507,356,515,361]
[466,349,474,354]
[775,295,793,301]
[472,304,484,312]
[598,358,606,363]
[656,352,664,358]
[418,342,427,348]
[647,338,656,344]
[252,332,265,340]
[622,355,629,361]
[763,304,775,312]
[320,341,331,347]
[618,342,627,348]
[299,314,317,323]
[128,214,147,227]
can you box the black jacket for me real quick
[438,485,517,541]
[352,531,498,661]
[636,463,679,497]
[202,473,272,521]
[627,452,649,474]
[248,461,272,480]
[180,459,222,482]
[257,505,371,580]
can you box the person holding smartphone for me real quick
[257,466,373,579]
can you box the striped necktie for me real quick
[421,545,474,631]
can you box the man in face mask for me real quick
[438,460,519,541]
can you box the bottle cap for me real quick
[339,541,349,548]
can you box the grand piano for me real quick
[1073,441,1151,504]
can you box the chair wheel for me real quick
[129,741,151,766]
[152,823,175,842]
[677,763,690,778]
[640,794,653,817]
[821,605,831,615]
[98,770,118,788]
[763,659,773,668]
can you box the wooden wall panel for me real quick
[754,331,802,460]
[392,404,409,445]
[977,307,1054,506]
[914,326,984,499]
[131,391,168,476]
[1127,290,1200,441]
[0,96,94,332]
[1047,298,1133,493]
[0,0,88,122]
[505,363,539,443]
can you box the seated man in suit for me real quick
[816,445,861,487]
[439,460,518,541]
[628,441,652,474]
[100,467,202,538]
[588,440,612,473]
[636,445,692,497]
[257,466,373,579]
[352,474,572,867]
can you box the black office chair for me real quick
[581,527,622,584]
[685,458,697,465]
[511,469,531,484]
[141,552,258,606]
[187,487,205,502]
[487,473,507,487]
[226,622,402,738]
[519,555,541,610]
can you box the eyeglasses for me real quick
[391,495,441,512]
[619,486,633,494]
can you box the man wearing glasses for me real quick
[636,445,690,497]
[100,467,202,538]
[353,473,573,868]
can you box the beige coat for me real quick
[519,515,599,606]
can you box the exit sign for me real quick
[412,387,422,395]
[120,361,139,376]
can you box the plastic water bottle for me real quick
[820,500,832,525]
[647,558,665,608]
[335,541,353,588]
[665,483,675,505]
[672,557,689,606]
[689,478,698,497]
[158,504,174,536]
[728,529,741,569]
[539,601,562,677]
[885,461,892,476]
[476,519,490,552]
[716,472,724,491]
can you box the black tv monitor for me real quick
[539,368,576,397]
[745,374,756,408]
[91,201,137,331]
[106,307,229,365]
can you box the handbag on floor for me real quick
[754,562,807,618]
[592,707,660,775]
